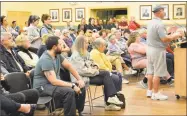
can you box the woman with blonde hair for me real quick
[37,34,53,57]
[15,34,39,68]
[70,35,123,111]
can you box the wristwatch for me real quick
[72,83,76,89]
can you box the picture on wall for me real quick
[49,9,59,22]
[62,8,72,22]
[140,5,152,20]
[161,4,169,20]
[75,8,85,22]
[173,4,186,19]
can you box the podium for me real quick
[174,48,187,99]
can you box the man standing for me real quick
[146,5,182,100]
[33,36,85,116]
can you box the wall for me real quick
[1,2,186,27]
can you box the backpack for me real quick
[116,93,126,109]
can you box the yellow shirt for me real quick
[90,49,112,72]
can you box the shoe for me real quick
[151,92,168,100]
[168,79,174,87]
[125,68,137,75]
[138,80,148,89]
[107,95,123,105]
[146,90,152,97]
[105,104,121,111]
[122,78,129,84]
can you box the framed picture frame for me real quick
[173,4,186,19]
[49,9,59,22]
[62,8,72,22]
[140,5,152,20]
[75,8,85,22]
[161,4,169,20]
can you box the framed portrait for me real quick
[62,8,72,22]
[140,5,152,20]
[173,4,186,19]
[49,9,59,22]
[161,4,169,20]
[75,8,85,22]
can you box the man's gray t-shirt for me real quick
[33,51,65,89]
[147,17,168,49]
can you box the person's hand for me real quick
[25,70,31,77]
[77,80,85,88]
[73,85,81,94]
[173,32,183,40]
[0,74,5,80]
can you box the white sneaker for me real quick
[107,95,123,105]
[138,80,148,89]
[151,92,168,100]
[146,90,152,97]
[105,104,121,111]
[125,68,136,75]
[122,78,129,84]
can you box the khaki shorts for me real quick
[146,46,168,77]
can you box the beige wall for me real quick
[1,2,186,27]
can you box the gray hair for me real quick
[1,32,12,42]
[93,38,106,49]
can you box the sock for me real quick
[167,77,172,83]
[143,77,147,83]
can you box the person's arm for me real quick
[62,59,81,81]
[158,24,182,43]
[40,28,48,37]
[44,70,72,87]
[61,58,85,88]
[27,28,40,42]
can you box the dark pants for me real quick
[52,86,85,116]
[0,94,21,116]
[89,71,121,102]
[166,58,174,77]
[166,53,174,76]
[5,89,39,104]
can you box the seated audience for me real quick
[61,29,73,48]
[99,29,108,41]
[33,36,86,116]
[40,14,54,37]
[105,18,116,30]
[65,21,73,30]
[87,18,98,31]
[15,34,39,68]
[70,35,123,111]
[78,18,87,33]
[37,34,52,58]
[77,29,84,36]
[118,17,128,31]
[94,19,102,31]
[0,16,19,38]
[127,32,174,89]
[69,28,76,42]
[27,15,42,49]
[11,21,20,34]
[128,16,140,31]
[0,32,30,73]
[90,38,123,87]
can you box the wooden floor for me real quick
[35,75,186,116]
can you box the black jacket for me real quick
[0,45,30,73]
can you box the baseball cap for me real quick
[152,5,165,13]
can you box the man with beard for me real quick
[33,36,85,116]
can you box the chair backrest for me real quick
[5,72,31,93]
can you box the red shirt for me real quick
[119,21,128,27]
[128,21,140,31]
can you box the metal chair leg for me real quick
[87,87,93,114]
